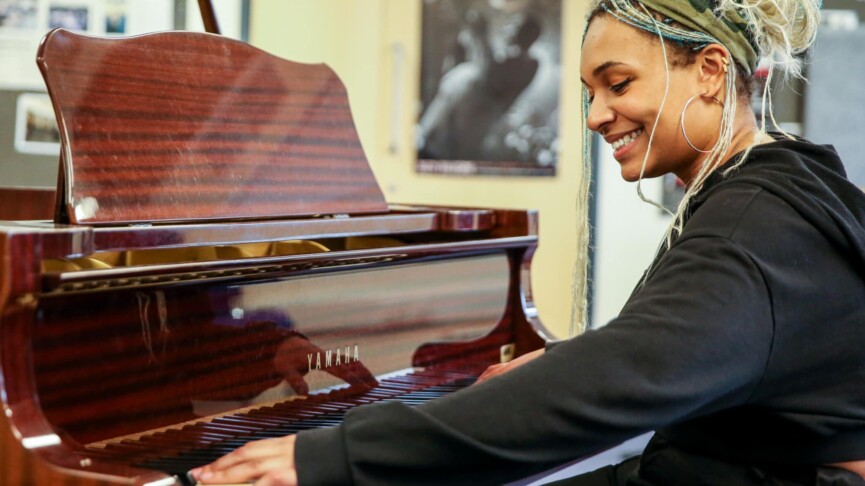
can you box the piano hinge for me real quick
[499,343,515,363]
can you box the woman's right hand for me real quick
[475,348,544,385]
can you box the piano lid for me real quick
[36,28,387,226]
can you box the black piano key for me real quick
[122,372,480,477]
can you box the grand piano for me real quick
[0,10,552,486]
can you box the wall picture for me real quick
[105,0,127,34]
[14,93,60,155]
[48,4,89,30]
[416,0,562,176]
[0,0,39,29]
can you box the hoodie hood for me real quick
[697,135,865,276]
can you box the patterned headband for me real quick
[600,0,759,74]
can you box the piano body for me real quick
[0,27,552,485]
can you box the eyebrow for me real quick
[592,61,626,78]
[580,61,629,87]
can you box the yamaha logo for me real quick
[307,345,361,371]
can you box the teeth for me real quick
[611,129,643,150]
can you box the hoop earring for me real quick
[681,93,723,153]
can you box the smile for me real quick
[611,128,643,150]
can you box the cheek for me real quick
[653,117,685,149]
[628,125,693,178]
[614,94,670,137]
[640,100,691,155]
[611,95,654,124]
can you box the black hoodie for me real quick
[295,137,865,485]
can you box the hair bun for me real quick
[716,0,820,78]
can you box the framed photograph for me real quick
[14,93,60,156]
[48,4,89,31]
[0,0,39,29]
[416,0,562,177]
[105,0,127,34]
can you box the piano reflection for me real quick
[0,23,552,486]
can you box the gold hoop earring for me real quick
[681,93,723,153]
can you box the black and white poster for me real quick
[416,0,562,176]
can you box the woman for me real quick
[192,0,865,484]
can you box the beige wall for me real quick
[250,0,590,339]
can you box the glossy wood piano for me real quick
[0,24,552,486]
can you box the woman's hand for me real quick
[475,348,544,385]
[191,435,298,486]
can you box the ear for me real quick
[695,44,730,100]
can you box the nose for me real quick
[586,94,614,134]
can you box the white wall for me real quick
[591,138,672,328]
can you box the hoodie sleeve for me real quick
[294,234,775,486]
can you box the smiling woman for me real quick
[579,0,818,247]
[191,0,865,485]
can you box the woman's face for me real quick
[580,15,718,183]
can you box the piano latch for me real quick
[499,343,515,363]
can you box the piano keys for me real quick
[0,26,551,486]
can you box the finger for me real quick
[195,437,292,479]
[284,371,309,396]
[325,362,378,390]
[211,439,282,470]
[475,363,505,384]
[202,454,293,484]
[255,469,299,486]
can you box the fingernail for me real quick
[190,468,200,478]
[200,471,213,481]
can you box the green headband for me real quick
[633,0,758,74]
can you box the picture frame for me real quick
[14,92,60,156]
[416,0,563,177]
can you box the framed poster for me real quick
[0,0,39,29]
[416,0,562,176]
[47,4,91,31]
[14,92,60,155]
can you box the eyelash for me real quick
[586,78,632,103]
[610,78,631,93]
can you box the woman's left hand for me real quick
[475,348,544,385]
[191,435,298,485]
